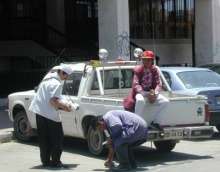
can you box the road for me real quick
[0,110,12,129]
[0,137,220,172]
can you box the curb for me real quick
[0,128,13,143]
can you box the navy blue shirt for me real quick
[103,110,148,148]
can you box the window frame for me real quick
[62,71,83,96]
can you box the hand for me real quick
[64,104,72,112]
[70,102,79,110]
[147,90,157,103]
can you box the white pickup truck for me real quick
[8,58,214,155]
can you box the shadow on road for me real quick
[30,163,79,170]
[134,145,212,168]
[15,136,213,171]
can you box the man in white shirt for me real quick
[29,64,73,168]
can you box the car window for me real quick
[162,71,172,88]
[177,70,220,88]
[91,69,133,90]
[62,72,83,96]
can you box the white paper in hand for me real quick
[60,98,79,111]
[69,101,79,110]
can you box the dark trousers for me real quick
[115,139,146,168]
[36,114,64,165]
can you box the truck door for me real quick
[60,72,83,136]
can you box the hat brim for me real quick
[141,56,154,59]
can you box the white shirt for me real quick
[29,73,63,122]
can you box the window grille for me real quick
[129,0,194,39]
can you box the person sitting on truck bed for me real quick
[123,50,169,125]
[91,110,148,171]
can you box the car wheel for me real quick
[87,126,104,155]
[13,111,32,142]
[154,140,177,152]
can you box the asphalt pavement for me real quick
[0,106,13,143]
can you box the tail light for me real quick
[205,103,211,123]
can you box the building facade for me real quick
[98,0,220,66]
[0,0,220,96]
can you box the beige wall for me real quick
[98,0,130,60]
[131,39,192,66]
[195,0,220,65]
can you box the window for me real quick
[177,71,220,89]
[91,69,133,90]
[62,72,83,96]
[162,71,172,88]
[129,0,194,39]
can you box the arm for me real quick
[147,67,162,103]
[132,66,145,94]
[153,66,162,94]
[109,124,123,141]
[104,138,115,168]
[133,73,143,94]
[50,97,71,112]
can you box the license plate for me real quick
[165,130,183,138]
[216,96,220,105]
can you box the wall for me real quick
[212,0,220,63]
[98,0,130,60]
[132,39,192,66]
[195,0,220,65]
[46,0,65,33]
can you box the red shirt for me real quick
[123,64,162,112]
[133,65,162,94]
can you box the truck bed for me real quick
[86,90,207,127]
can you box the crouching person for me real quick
[91,110,148,171]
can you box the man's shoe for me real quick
[111,164,131,171]
[50,161,68,168]
[42,161,51,167]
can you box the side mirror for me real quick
[99,49,109,61]
[134,48,143,59]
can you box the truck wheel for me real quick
[87,126,104,155]
[13,111,32,142]
[154,140,177,152]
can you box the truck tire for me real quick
[13,111,32,142]
[87,126,104,155]
[154,140,177,152]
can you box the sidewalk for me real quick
[0,98,13,143]
[0,128,13,143]
[0,98,7,111]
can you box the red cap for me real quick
[141,50,154,59]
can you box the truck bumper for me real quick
[147,126,215,141]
